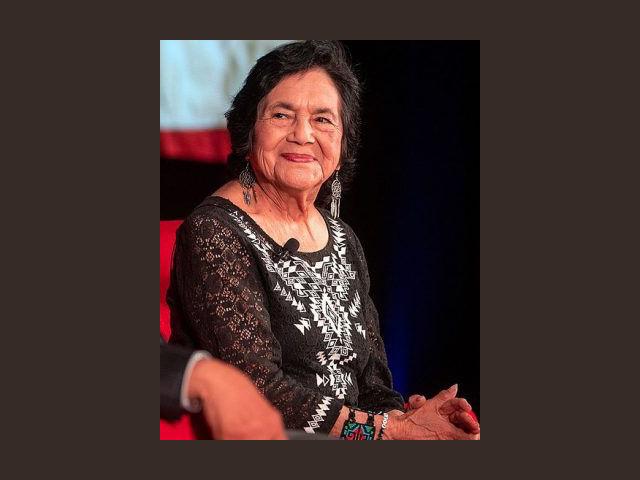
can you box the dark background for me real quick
[161,41,480,417]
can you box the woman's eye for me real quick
[315,117,332,124]
[272,112,289,119]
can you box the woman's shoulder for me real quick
[179,194,248,241]
[317,208,357,237]
[317,209,365,254]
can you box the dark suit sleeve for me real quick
[160,337,193,420]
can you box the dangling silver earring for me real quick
[330,171,342,219]
[239,162,257,206]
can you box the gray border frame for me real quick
[12,1,635,475]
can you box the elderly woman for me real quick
[168,41,479,440]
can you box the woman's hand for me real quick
[385,385,480,440]
[387,409,405,418]
[406,385,480,435]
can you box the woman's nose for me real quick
[288,117,315,144]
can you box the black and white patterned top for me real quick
[168,196,405,434]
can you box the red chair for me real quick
[160,220,181,342]
[160,220,200,440]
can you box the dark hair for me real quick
[225,40,362,207]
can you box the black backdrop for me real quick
[160,41,480,417]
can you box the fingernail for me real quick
[450,383,458,390]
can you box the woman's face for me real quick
[250,68,343,196]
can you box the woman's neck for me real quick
[252,180,319,224]
[213,180,328,252]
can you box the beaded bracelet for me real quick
[339,407,376,440]
[376,412,389,440]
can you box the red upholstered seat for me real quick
[160,220,199,440]
[160,220,182,342]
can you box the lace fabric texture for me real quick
[168,196,404,433]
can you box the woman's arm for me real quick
[327,392,479,440]
[345,226,405,412]
[169,213,345,434]
[327,406,384,438]
[356,294,407,412]
[341,224,479,439]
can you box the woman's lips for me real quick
[281,153,316,163]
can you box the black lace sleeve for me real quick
[347,227,406,413]
[168,211,344,433]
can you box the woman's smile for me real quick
[281,153,316,163]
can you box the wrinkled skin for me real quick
[387,385,480,440]
[188,358,287,440]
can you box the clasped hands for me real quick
[386,384,480,440]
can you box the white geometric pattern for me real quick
[228,211,361,401]
[303,396,333,434]
[348,291,362,318]
[294,318,311,335]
